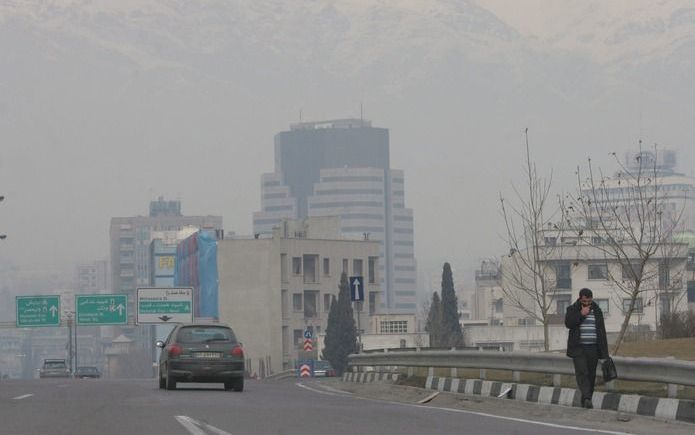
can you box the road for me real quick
[0,377,691,435]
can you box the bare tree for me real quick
[499,129,564,351]
[563,143,688,354]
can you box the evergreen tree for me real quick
[322,273,358,375]
[440,262,464,347]
[425,291,442,347]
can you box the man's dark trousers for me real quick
[572,344,599,402]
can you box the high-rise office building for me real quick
[253,119,417,312]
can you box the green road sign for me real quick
[137,287,193,324]
[76,294,128,325]
[16,296,61,327]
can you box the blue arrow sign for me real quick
[349,276,364,302]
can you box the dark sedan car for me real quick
[74,366,101,379]
[157,323,245,392]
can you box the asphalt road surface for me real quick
[0,377,691,435]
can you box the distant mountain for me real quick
[1,0,693,278]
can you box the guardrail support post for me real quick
[480,368,486,380]
[428,367,434,377]
[512,371,521,382]
[408,366,414,377]
[665,357,678,398]
[450,347,457,377]
[604,380,614,391]
[553,374,562,387]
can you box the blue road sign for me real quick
[304,329,313,339]
[349,276,364,302]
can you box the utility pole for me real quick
[66,313,73,373]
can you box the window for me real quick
[622,298,643,314]
[281,254,288,282]
[293,329,303,347]
[303,255,317,283]
[556,263,571,289]
[622,262,640,280]
[292,257,302,275]
[368,257,377,283]
[688,281,695,303]
[379,320,408,334]
[595,298,609,313]
[591,236,603,245]
[659,295,670,315]
[369,292,377,315]
[588,264,608,280]
[342,259,348,275]
[304,291,318,318]
[658,261,670,289]
[281,289,288,316]
[292,293,302,311]
[323,258,330,276]
[544,237,557,246]
[494,298,504,313]
[324,293,332,311]
[353,259,363,276]
[556,295,571,314]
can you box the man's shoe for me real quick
[583,399,593,409]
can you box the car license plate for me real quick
[194,352,221,359]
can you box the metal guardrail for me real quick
[348,349,695,388]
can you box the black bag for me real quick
[602,357,618,382]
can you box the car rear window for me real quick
[45,361,66,369]
[176,326,236,344]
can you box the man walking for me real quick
[565,288,609,409]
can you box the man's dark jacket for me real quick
[564,300,609,359]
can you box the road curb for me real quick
[424,376,695,425]
[342,372,400,383]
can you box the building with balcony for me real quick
[216,217,380,375]
[499,229,690,338]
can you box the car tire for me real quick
[159,372,166,389]
[232,377,244,392]
[165,368,177,391]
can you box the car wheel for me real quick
[223,380,233,391]
[165,367,177,391]
[159,372,166,389]
[232,377,244,392]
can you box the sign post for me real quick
[349,277,364,349]
[76,294,128,325]
[16,296,61,327]
[136,288,194,324]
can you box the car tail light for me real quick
[230,346,244,358]
[167,343,183,358]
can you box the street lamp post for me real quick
[0,195,5,240]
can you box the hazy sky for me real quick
[1,0,694,292]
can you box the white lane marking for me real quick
[295,382,351,397]
[174,415,233,435]
[295,384,633,435]
[12,394,33,400]
[175,416,207,435]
